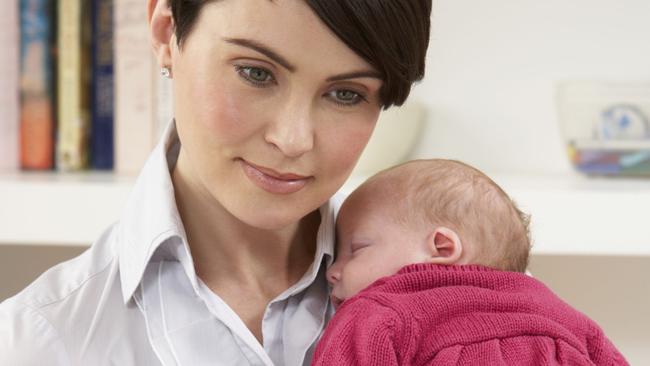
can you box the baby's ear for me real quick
[425,227,463,265]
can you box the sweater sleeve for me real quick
[311,297,402,366]
[586,326,630,365]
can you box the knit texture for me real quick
[312,264,628,366]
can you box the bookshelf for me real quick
[0,171,132,246]
[1,172,650,256]
[345,173,650,257]
[490,175,650,257]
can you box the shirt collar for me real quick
[279,196,337,300]
[118,120,189,303]
[117,120,337,304]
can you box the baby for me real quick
[312,159,627,366]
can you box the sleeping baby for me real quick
[312,159,627,366]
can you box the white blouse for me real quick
[0,121,338,366]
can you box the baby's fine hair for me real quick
[359,159,531,273]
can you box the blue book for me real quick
[90,0,114,170]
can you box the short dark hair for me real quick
[168,0,432,109]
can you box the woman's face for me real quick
[170,0,383,230]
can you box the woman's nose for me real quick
[264,101,315,158]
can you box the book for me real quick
[0,0,20,171]
[56,0,91,171]
[114,0,157,175]
[90,0,115,170]
[19,0,56,170]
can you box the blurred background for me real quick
[1,0,649,363]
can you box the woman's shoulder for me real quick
[2,223,119,311]
[0,222,153,364]
[0,298,72,365]
[0,233,116,365]
[0,223,119,348]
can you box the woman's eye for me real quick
[327,89,367,107]
[235,65,276,87]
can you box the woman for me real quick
[0,0,431,365]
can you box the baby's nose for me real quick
[326,263,341,285]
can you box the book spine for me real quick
[114,0,156,175]
[91,0,115,170]
[56,0,91,171]
[0,0,20,170]
[19,0,56,170]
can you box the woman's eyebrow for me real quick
[223,37,296,72]
[223,37,382,82]
[326,71,383,83]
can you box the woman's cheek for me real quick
[208,91,245,137]
[328,119,377,173]
[197,82,265,145]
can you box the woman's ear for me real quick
[148,0,174,71]
[425,227,463,265]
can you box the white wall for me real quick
[411,0,650,174]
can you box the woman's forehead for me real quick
[192,0,378,74]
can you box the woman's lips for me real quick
[240,159,312,195]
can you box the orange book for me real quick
[19,0,56,170]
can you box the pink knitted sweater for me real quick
[312,264,627,365]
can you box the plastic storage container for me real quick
[557,82,650,176]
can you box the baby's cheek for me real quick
[345,268,375,297]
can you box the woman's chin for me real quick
[230,205,312,231]
[229,190,331,232]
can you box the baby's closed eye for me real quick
[351,242,370,253]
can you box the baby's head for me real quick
[327,159,530,308]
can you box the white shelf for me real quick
[0,172,134,247]
[1,172,649,256]
[341,173,650,257]
[493,175,650,256]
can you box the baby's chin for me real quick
[329,294,345,309]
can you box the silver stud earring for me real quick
[161,67,171,79]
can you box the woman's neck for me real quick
[171,154,320,295]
